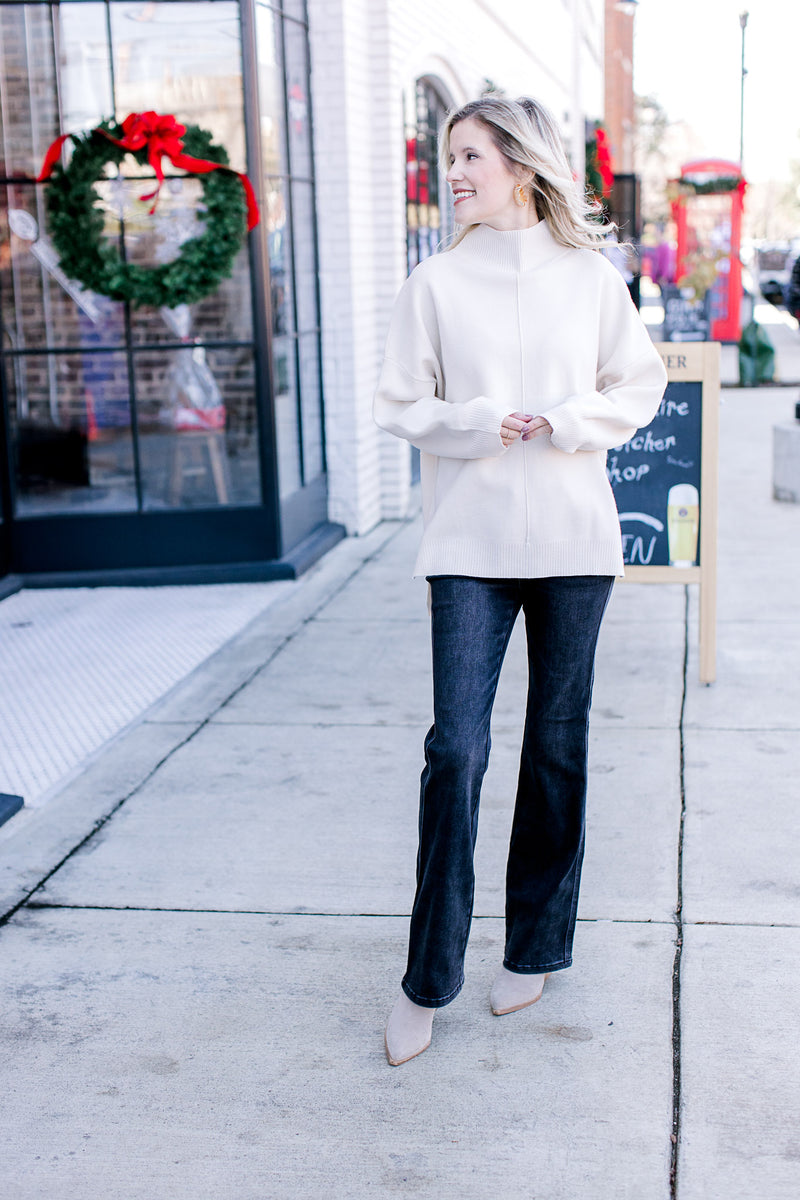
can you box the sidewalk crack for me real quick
[670,586,689,1197]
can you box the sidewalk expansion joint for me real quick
[21,903,679,926]
[669,585,689,1199]
[22,903,415,918]
[204,719,427,728]
[688,918,800,929]
[0,519,418,933]
[682,724,800,732]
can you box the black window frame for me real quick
[0,0,330,580]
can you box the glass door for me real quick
[0,0,323,577]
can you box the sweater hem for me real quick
[413,539,624,579]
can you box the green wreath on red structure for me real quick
[38,112,260,309]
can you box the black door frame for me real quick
[0,0,337,587]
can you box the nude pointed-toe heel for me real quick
[384,991,435,1065]
[490,970,550,1016]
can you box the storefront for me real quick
[0,0,338,586]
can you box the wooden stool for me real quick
[169,431,230,505]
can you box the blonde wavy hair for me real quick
[440,96,611,251]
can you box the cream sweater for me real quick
[374,220,668,579]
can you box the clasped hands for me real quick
[500,412,553,448]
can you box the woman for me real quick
[374,96,667,1066]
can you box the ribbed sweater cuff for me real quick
[461,394,513,440]
[540,395,598,454]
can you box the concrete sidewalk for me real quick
[1,388,799,1199]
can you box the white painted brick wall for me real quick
[308,0,604,536]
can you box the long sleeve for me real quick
[541,264,667,454]
[373,270,510,460]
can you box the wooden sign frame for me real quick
[619,342,720,684]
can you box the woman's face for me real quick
[446,117,533,230]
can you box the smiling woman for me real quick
[374,94,668,1068]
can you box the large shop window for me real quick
[0,0,325,576]
[255,1,324,508]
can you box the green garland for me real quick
[680,175,741,196]
[45,120,248,309]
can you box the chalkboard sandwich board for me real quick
[662,285,711,342]
[609,342,720,683]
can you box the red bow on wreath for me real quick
[38,111,260,230]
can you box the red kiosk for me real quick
[670,159,746,342]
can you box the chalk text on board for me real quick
[622,533,657,564]
[657,395,689,418]
[622,431,677,454]
[606,455,650,484]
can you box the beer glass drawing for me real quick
[667,483,699,567]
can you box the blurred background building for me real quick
[0,0,609,586]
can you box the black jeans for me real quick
[402,574,614,1008]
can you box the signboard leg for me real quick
[698,342,720,685]
[699,571,717,685]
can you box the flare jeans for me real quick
[401,574,614,1009]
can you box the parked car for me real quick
[785,253,800,320]
[755,242,794,306]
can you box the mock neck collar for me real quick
[454,219,566,272]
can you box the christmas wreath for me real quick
[37,112,259,309]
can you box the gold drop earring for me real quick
[515,184,527,207]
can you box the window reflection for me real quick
[2,186,127,352]
[406,79,454,273]
[291,181,319,334]
[406,79,453,484]
[265,177,293,336]
[256,3,286,177]
[282,15,311,180]
[272,334,302,498]
[298,332,323,482]
[112,176,255,345]
[281,0,309,22]
[0,4,60,178]
[135,345,261,509]
[109,2,245,166]
[9,352,136,515]
[58,4,113,133]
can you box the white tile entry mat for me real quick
[0,582,293,806]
